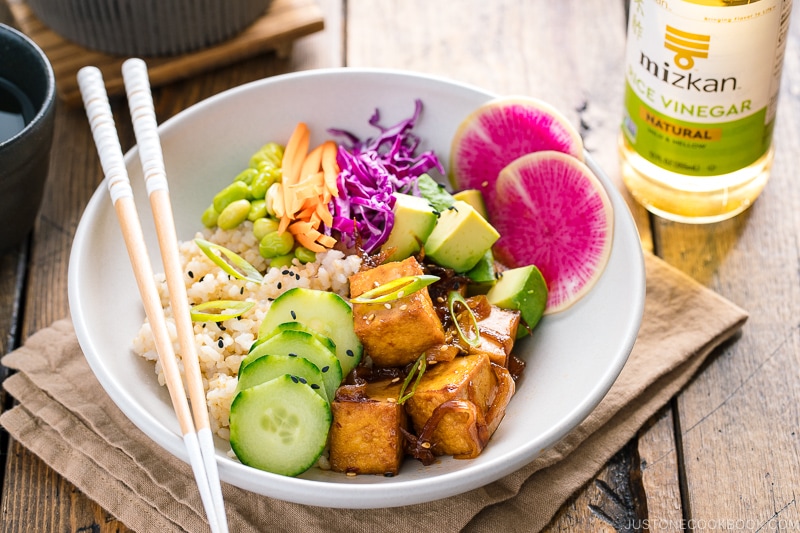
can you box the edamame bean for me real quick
[250,167,281,200]
[259,230,294,258]
[201,204,219,228]
[250,142,284,169]
[268,253,295,269]
[294,246,317,264]
[213,181,251,213]
[248,199,267,221]
[234,168,259,185]
[253,217,280,240]
[217,199,252,230]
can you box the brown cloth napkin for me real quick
[1,252,747,533]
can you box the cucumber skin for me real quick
[258,287,363,375]
[236,353,330,403]
[241,330,343,402]
[230,375,331,477]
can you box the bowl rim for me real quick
[69,66,646,508]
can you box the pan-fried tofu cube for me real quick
[329,379,407,476]
[405,353,497,457]
[350,256,445,367]
[468,305,520,366]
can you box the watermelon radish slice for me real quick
[489,151,613,314]
[449,96,583,209]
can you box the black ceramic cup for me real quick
[0,23,56,252]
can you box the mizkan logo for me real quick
[664,25,710,70]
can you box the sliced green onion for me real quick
[350,275,440,304]
[448,291,481,348]
[398,353,427,405]
[190,300,255,322]
[195,238,264,284]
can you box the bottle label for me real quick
[622,0,792,176]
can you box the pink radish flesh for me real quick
[449,97,583,208]
[489,151,613,314]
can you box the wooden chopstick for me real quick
[76,66,227,533]
[120,58,228,533]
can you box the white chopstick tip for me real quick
[184,432,222,533]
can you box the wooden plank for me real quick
[346,0,653,252]
[637,407,685,532]
[347,0,670,529]
[652,7,800,532]
[7,0,325,106]
[0,2,344,531]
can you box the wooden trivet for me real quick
[6,0,324,105]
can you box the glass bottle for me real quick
[619,0,793,223]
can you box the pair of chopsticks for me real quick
[77,59,228,533]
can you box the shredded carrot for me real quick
[268,124,340,252]
[321,141,340,197]
[300,144,324,181]
[295,233,326,253]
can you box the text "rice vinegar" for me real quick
[619,0,793,223]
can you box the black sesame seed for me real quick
[311,384,320,389]
[290,375,299,383]
[290,310,297,320]
[268,297,274,302]
[289,353,298,357]
[277,282,282,290]
[216,322,223,328]
[298,377,307,384]
[346,349,355,357]
[321,366,329,373]
[188,271,194,278]
[240,287,244,295]
[282,270,290,275]
[217,339,224,348]
[295,274,300,280]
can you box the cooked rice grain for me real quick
[132,223,362,438]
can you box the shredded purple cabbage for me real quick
[328,99,444,253]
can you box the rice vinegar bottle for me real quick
[619,0,793,223]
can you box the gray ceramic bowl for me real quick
[26,0,274,56]
[0,24,56,252]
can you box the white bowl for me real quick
[68,68,645,509]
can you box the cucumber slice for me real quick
[252,321,337,354]
[258,287,363,375]
[242,330,343,400]
[236,353,330,403]
[229,375,331,476]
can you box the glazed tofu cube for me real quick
[350,256,445,367]
[468,305,521,367]
[469,335,509,367]
[329,380,407,476]
[405,354,497,457]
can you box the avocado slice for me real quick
[424,200,500,273]
[381,192,438,260]
[486,265,548,336]
[452,189,488,220]
[465,248,497,295]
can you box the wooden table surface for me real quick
[2,1,799,531]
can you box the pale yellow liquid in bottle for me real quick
[620,0,787,223]
[619,134,774,224]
